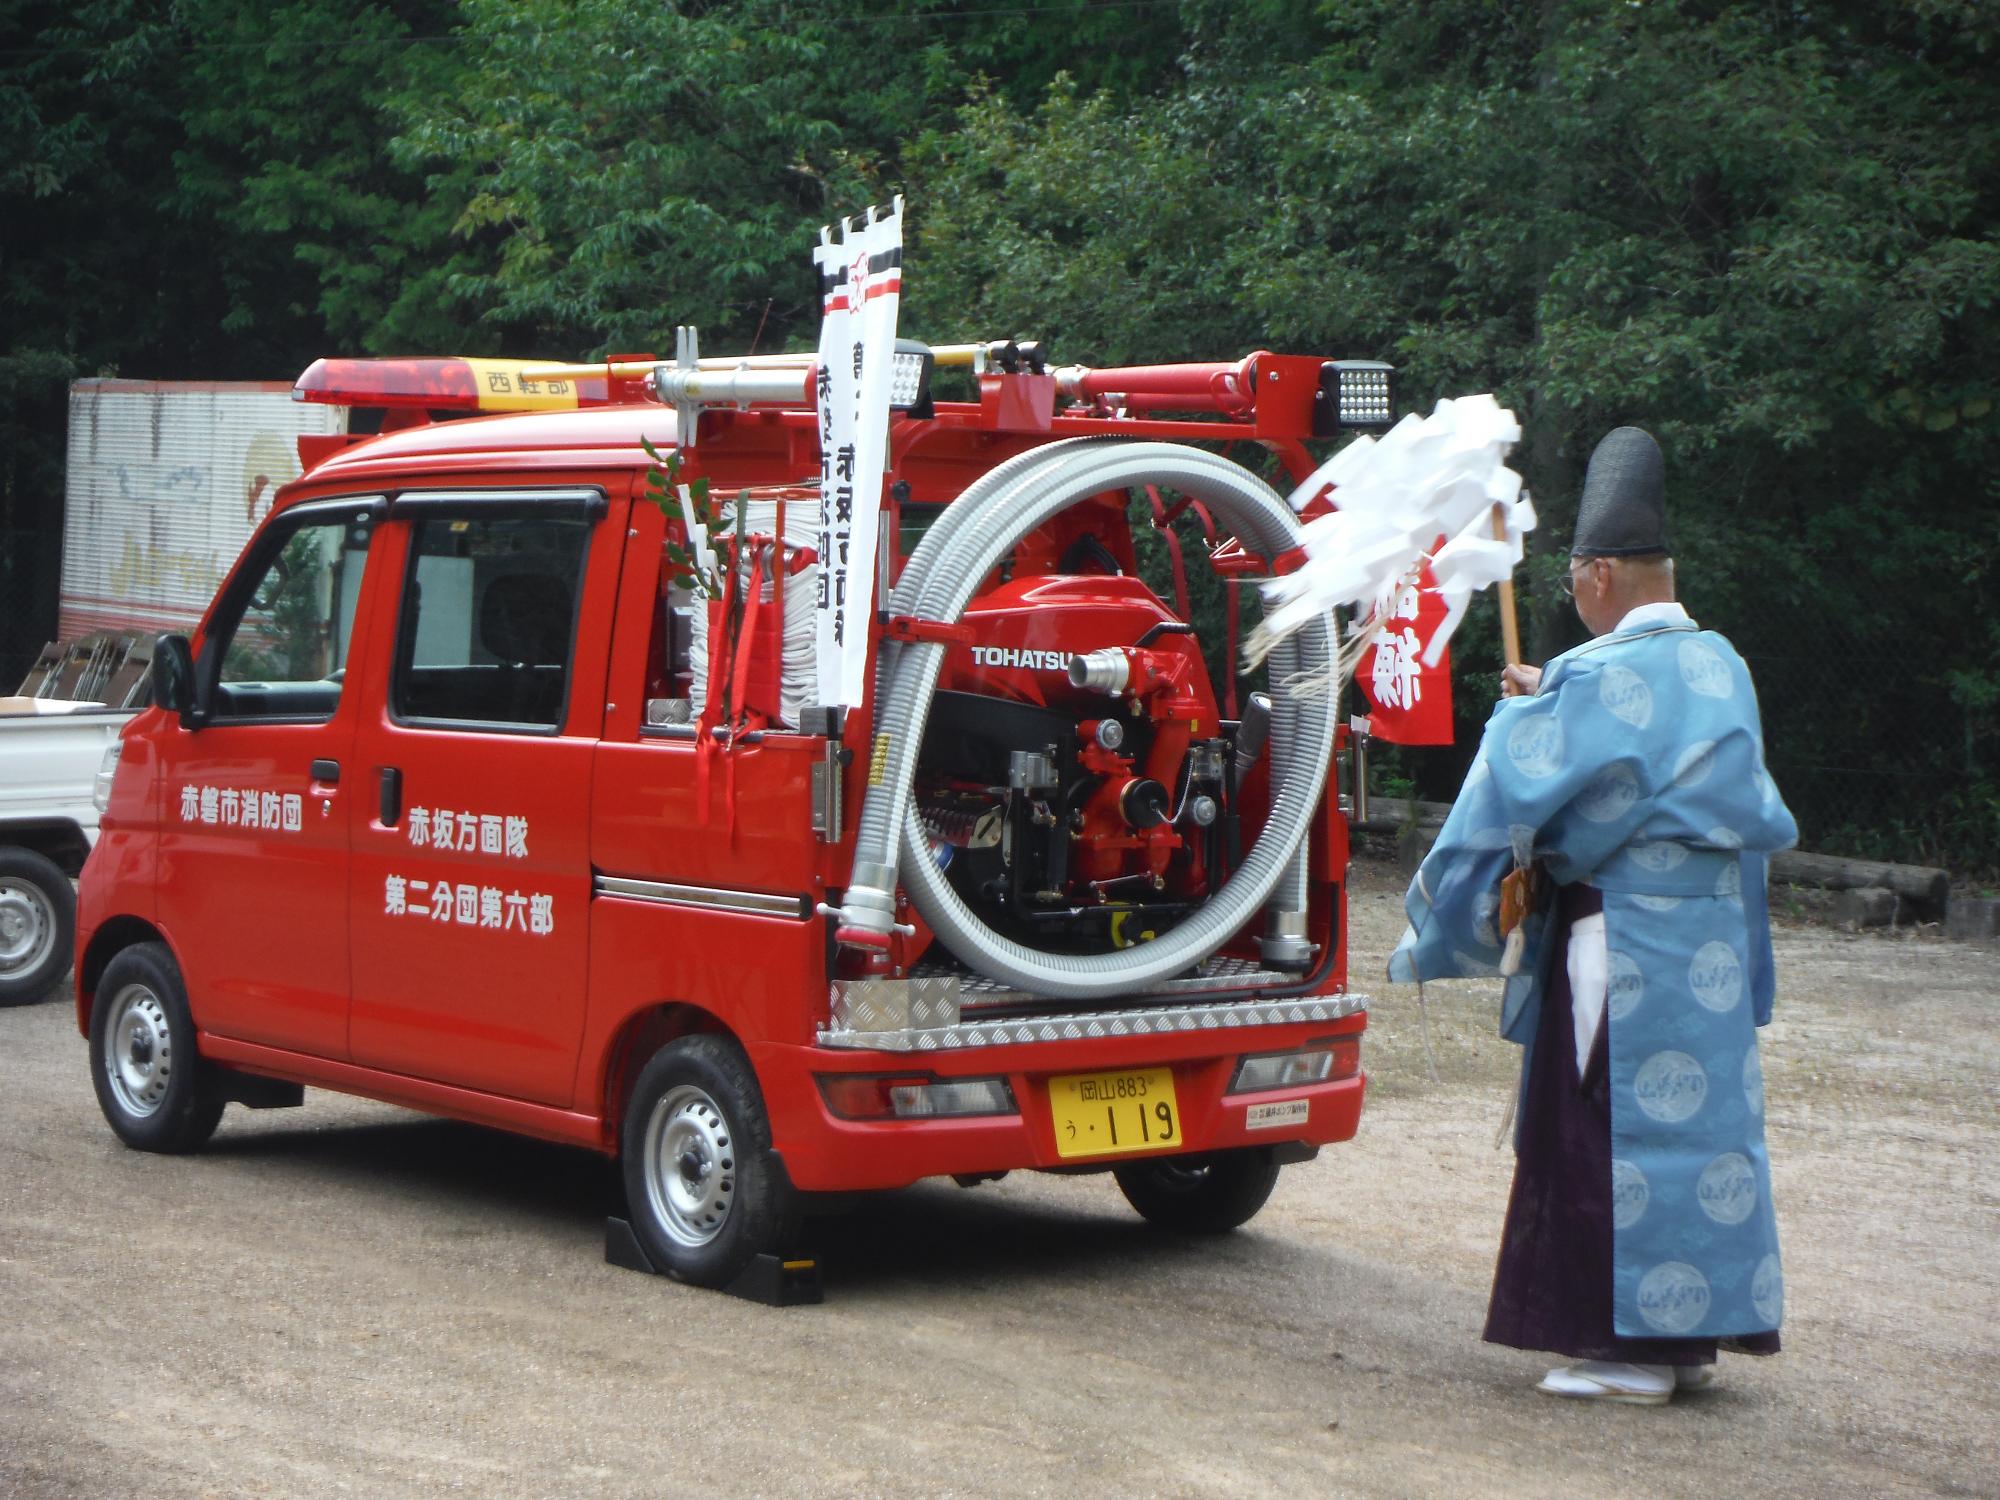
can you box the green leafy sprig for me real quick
[641,436,728,600]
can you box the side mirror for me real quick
[150,634,197,724]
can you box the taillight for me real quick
[817,1073,1017,1120]
[93,739,123,815]
[1228,1038,1361,1095]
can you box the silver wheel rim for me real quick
[641,1083,737,1250]
[0,876,58,979]
[103,982,173,1117]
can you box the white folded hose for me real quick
[688,498,818,728]
[838,440,1339,1002]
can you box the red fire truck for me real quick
[75,339,1389,1288]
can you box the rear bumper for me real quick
[751,1010,1368,1192]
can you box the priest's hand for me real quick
[1501,663,1542,698]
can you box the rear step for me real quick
[821,964,1364,1051]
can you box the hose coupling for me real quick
[1067,648,1129,696]
[830,862,903,947]
[1259,908,1316,973]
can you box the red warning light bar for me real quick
[292,357,618,412]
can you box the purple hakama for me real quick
[1482,884,1780,1366]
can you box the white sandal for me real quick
[1535,1360,1675,1405]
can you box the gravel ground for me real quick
[2,856,1995,1499]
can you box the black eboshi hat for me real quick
[1571,426,1670,558]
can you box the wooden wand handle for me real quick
[1493,502,1522,668]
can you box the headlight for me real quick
[93,739,123,815]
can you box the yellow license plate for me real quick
[1048,1068,1182,1160]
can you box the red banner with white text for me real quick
[1353,561,1455,745]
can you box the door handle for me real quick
[310,758,341,784]
[379,766,403,827]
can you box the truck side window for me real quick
[212,515,370,721]
[391,515,590,731]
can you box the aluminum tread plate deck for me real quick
[941,954,1293,1009]
[819,988,1367,1053]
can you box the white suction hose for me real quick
[839,441,1339,1001]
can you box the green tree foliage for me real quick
[389,0,1188,357]
[393,0,857,355]
[169,0,480,358]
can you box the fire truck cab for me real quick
[76,344,1377,1288]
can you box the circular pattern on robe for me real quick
[1705,825,1744,849]
[1673,739,1718,788]
[1756,768,1780,806]
[1716,858,1744,907]
[1637,1261,1712,1335]
[1599,665,1654,728]
[1697,1152,1758,1225]
[1743,1042,1764,1117]
[1606,950,1646,1021]
[1629,840,1690,873]
[1611,1159,1650,1230]
[1634,1050,1708,1123]
[1509,824,1537,864]
[1505,711,1564,780]
[1466,825,1514,851]
[1751,1253,1784,1324]
[1577,763,1642,823]
[1689,940,1744,1013]
[1632,892,1683,911]
[1678,637,1735,699]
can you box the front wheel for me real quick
[1114,1150,1281,1233]
[0,847,76,1006]
[88,942,224,1153]
[620,1034,796,1288]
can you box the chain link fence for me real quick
[1737,629,1996,878]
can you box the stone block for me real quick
[1834,885,1897,930]
[1945,896,2000,943]
[1397,822,1437,879]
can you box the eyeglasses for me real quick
[1560,558,1602,597]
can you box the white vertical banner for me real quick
[813,197,903,707]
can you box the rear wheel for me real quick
[88,942,224,1153]
[0,847,75,1006]
[1114,1150,1281,1233]
[620,1034,796,1287]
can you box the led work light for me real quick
[1314,360,1397,434]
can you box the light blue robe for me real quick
[1390,614,1798,1339]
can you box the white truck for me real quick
[0,379,349,1004]
[0,698,131,1003]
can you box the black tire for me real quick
[0,846,76,1006]
[1113,1150,1281,1234]
[88,942,225,1153]
[619,1034,797,1288]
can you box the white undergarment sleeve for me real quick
[1567,911,1608,1075]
